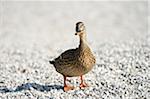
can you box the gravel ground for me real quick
[0,1,149,99]
[0,39,150,99]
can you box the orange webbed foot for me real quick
[64,85,75,92]
[79,75,89,89]
[79,83,89,89]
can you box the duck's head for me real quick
[75,22,86,36]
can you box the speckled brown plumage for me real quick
[49,22,96,91]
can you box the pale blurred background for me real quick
[0,1,149,98]
[0,1,148,49]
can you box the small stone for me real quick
[21,69,26,73]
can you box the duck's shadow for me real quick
[0,83,63,93]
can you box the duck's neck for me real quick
[79,32,89,51]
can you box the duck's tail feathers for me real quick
[49,60,55,65]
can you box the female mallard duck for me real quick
[49,22,96,91]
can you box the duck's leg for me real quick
[79,75,88,89]
[63,76,74,91]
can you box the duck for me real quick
[49,22,96,91]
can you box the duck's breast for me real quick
[79,48,96,73]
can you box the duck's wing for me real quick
[54,48,79,65]
[52,48,83,76]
